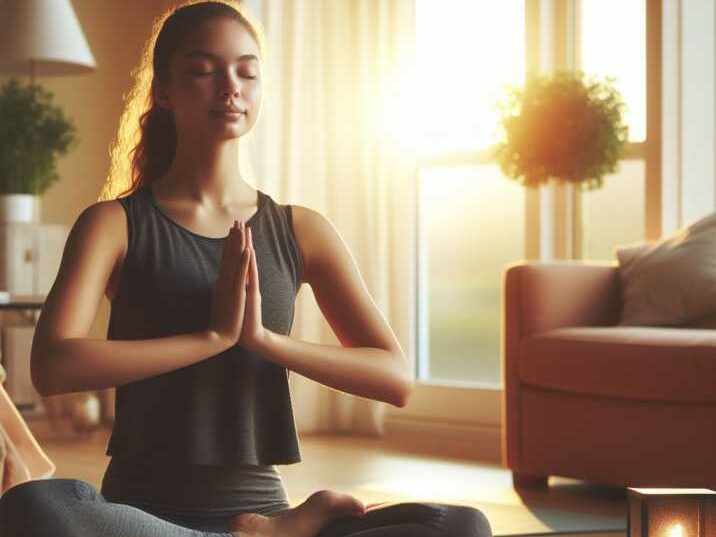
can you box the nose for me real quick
[219,69,243,99]
[220,88,239,98]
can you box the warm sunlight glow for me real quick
[581,0,646,142]
[414,0,525,154]
[378,66,420,154]
[668,523,685,537]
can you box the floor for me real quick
[24,416,628,536]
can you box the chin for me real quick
[214,129,249,141]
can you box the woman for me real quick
[0,2,491,536]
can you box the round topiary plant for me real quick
[0,78,78,195]
[493,70,629,191]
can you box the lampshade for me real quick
[0,0,97,76]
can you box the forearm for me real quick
[255,330,413,407]
[32,330,230,396]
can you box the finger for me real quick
[248,230,258,290]
[232,221,245,283]
[239,220,246,250]
[218,225,235,281]
[235,231,252,292]
[240,235,252,284]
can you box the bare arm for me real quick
[252,205,413,408]
[31,201,232,397]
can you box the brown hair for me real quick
[98,0,267,201]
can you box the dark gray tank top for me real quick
[100,184,302,516]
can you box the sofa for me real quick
[502,261,716,488]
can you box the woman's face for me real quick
[157,18,262,141]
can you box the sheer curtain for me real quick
[244,0,418,436]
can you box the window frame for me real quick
[385,0,661,464]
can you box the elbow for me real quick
[392,376,414,408]
[31,357,53,397]
[30,344,57,397]
[390,353,414,408]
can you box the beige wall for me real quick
[0,0,173,338]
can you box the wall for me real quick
[0,0,172,338]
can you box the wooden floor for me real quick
[24,416,627,537]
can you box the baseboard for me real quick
[384,413,502,464]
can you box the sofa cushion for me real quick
[616,211,716,327]
[519,326,716,402]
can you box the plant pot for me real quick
[0,194,39,223]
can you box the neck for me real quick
[156,133,252,208]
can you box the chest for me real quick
[107,198,301,338]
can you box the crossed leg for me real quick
[0,478,491,537]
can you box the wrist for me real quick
[204,329,234,352]
[250,327,273,354]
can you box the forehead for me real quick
[177,18,260,62]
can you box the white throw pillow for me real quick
[616,211,716,326]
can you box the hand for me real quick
[238,224,267,352]
[208,220,252,347]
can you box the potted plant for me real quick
[493,70,629,190]
[0,78,78,223]
[492,70,629,257]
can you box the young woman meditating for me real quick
[0,2,491,536]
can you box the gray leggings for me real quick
[0,478,491,537]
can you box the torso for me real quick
[104,186,309,301]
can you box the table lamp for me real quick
[0,0,96,222]
[628,488,716,537]
[0,0,97,82]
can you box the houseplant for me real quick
[492,70,629,258]
[0,77,78,222]
[493,70,629,192]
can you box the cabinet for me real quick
[0,223,69,412]
[0,223,68,296]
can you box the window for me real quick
[393,1,659,455]
[580,0,648,261]
[415,0,526,386]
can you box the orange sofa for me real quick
[502,261,716,488]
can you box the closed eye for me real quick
[190,72,258,79]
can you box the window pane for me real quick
[582,160,645,261]
[581,0,646,142]
[415,0,525,153]
[419,165,525,386]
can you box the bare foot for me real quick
[229,489,366,537]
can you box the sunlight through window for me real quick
[416,1,526,386]
[581,0,646,142]
[415,0,525,154]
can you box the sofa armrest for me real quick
[504,261,621,338]
[501,261,621,469]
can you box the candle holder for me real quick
[628,488,716,537]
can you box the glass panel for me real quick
[581,0,646,142]
[582,159,645,262]
[420,165,524,386]
[415,0,525,153]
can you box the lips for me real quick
[211,107,247,114]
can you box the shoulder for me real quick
[66,199,128,261]
[286,204,349,285]
[73,198,128,237]
[287,203,323,229]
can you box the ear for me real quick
[153,82,172,111]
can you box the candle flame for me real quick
[669,523,685,537]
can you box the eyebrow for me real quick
[184,50,259,62]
